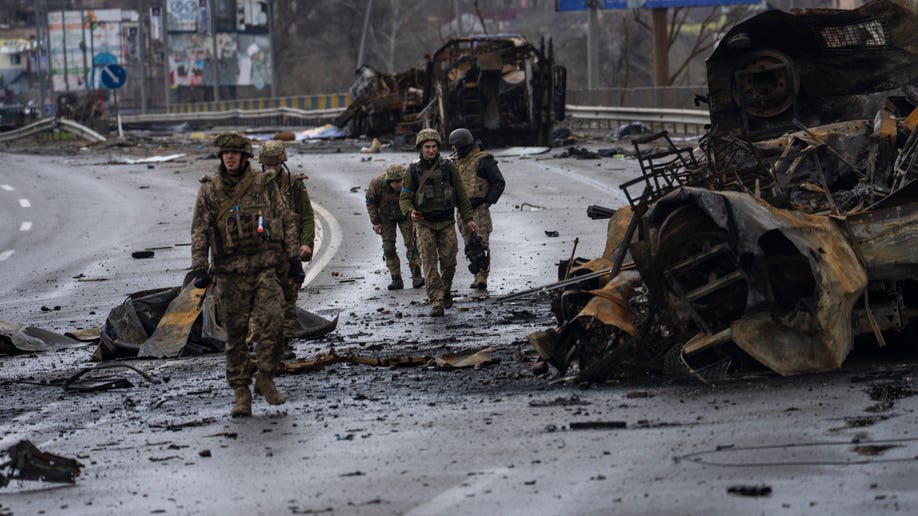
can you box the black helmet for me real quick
[449,128,474,149]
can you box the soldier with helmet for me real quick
[191,131,304,418]
[448,128,506,290]
[366,163,424,290]
[399,128,477,316]
[258,140,316,346]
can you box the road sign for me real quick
[101,64,127,89]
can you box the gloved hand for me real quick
[192,269,212,288]
[288,259,305,285]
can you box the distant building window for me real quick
[10,54,21,65]
[816,19,890,49]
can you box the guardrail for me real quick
[565,105,710,135]
[119,104,712,135]
[0,117,106,143]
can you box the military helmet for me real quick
[385,164,407,182]
[415,128,441,149]
[448,128,474,149]
[214,131,253,156]
[258,140,287,165]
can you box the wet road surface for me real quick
[1,142,916,515]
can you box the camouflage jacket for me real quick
[268,167,316,249]
[399,153,473,230]
[366,173,406,225]
[191,162,298,274]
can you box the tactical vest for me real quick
[415,160,455,213]
[210,170,285,257]
[378,180,404,221]
[456,150,492,200]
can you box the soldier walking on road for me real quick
[366,164,424,290]
[400,128,477,316]
[449,128,506,290]
[258,140,316,346]
[191,132,304,418]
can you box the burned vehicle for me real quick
[334,36,566,147]
[527,0,918,381]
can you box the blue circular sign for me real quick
[101,64,127,89]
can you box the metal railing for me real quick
[565,105,710,135]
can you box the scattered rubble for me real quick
[0,441,83,488]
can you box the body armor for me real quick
[379,183,404,221]
[211,171,285,257]
[456,150,492,200]
[415,162,455,213]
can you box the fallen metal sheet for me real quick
[65,327,101,341]
[94,287,180,361]
[0,320,83,355]
[0,440,83,488]
[431,347,495,369]
[573,270,643,337]
[63,363,161,392]
[137,283,206,358]
[108,153,186,165]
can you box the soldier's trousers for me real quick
[381,218,421,277]
[459,204,493,280]
[415,224,458,305]
[214,267,284,387]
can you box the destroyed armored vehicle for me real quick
[335,35,566,147]
[528,0,918,381]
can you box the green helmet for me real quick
[258,140,287,165]
[415,128,441,149]
[214,131,253,155]
[385,164,407,182]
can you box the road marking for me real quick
[0,250,14,261]
[19,221,32,231]
[1,184,13,191]
[19,198,30,208]
[302,202,341,287]
[405,467,510,516]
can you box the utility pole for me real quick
[453,0,463,36]
[357,0,373,66]
[209,0,219,102]
[651,7,668,86]
[138,0,147,113]
[35,0,47,116]
[163,5,171,111]
[587,0,599,89]
[268,0,277,98]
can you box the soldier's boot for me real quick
[443,292,453,309]
[230,386,252,418]
[387,275,404,291]
[470,272,488,290]
[254,372,286,405]
[430,303,444,317]
[410,265,425,289]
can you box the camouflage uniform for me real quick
[259,140,316,339]
[191,132,299,416]
[399,133,474,313]
[366,166,422,289]
[454,145,505,289]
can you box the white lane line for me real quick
[18,198,31,208]
[1,184,13,191]
[19,221,32,231]
[302,202,341,287]
[0,250,14,261]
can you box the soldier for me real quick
[191,131,304,418]
[448,128,506,290]
[366,164,424,290]
[399,128,477,316]
[257,140,315,345]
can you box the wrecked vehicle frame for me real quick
[527,0,918,381]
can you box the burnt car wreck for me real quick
[334,35,566,147]
[528,0,918,381]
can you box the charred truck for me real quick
[526,0,918,382]
[335,36,566,147]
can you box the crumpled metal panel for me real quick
[574,270,642,337]
[645,187,868,375]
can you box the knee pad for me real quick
[382,239,398,260]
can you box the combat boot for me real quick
[388,275,404,290]
[254,372,286,405]
[410,266,425,289]
[470,272,488,290]
[443,292,453,309]
[230,387,252,418]
[430,303,444,317]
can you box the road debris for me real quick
[0,440,83,488]
[727,485,772,497]
[282,347,496,374]
[0,320,83,355]
[63,363,161,392]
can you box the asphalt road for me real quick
[1,138,917,516]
